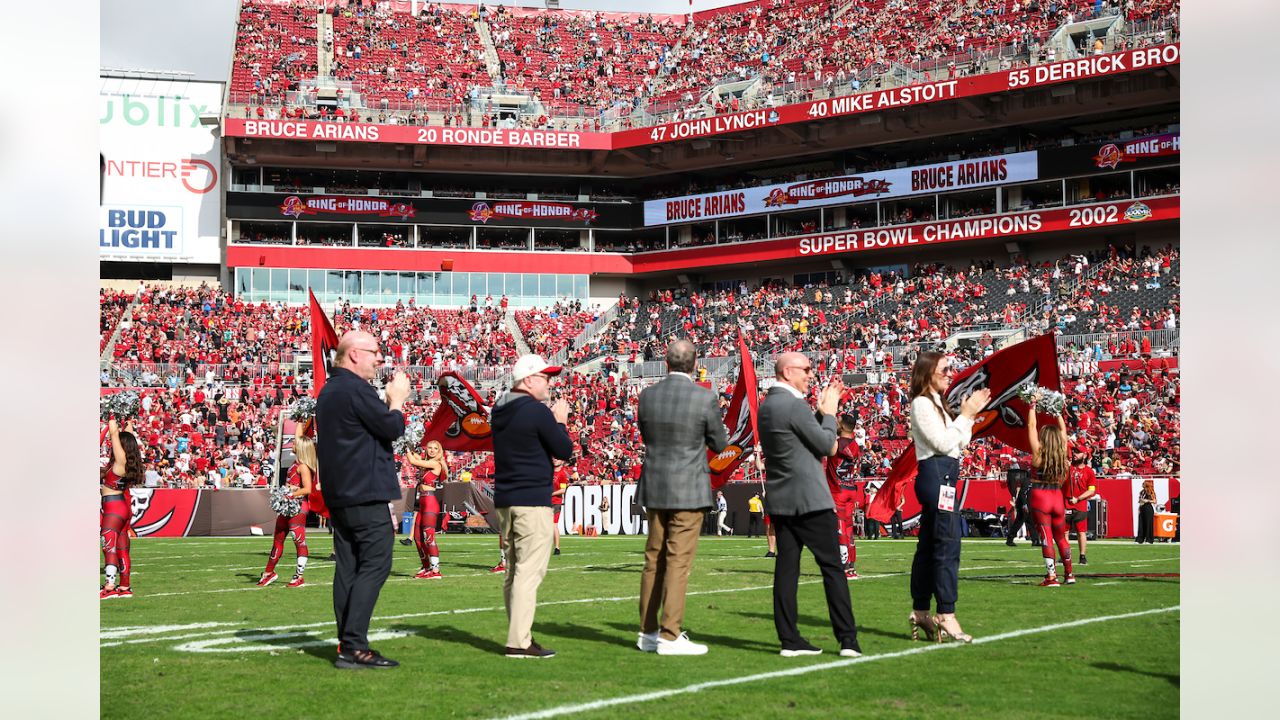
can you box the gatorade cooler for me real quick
[1154,513,1178,539]
[401,510,415,535]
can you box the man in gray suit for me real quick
[759,352,861,658]
[636,338,729,656]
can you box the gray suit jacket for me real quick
[637,374,729,510]
[758,385,837,516]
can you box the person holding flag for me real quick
[824,414,861,579]
[635,339,729,655]
[906,351,990,644]
[1026,395,1075,587]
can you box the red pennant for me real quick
[709,332,759,489]
[308,290,340,399]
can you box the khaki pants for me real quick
[496,506,554,649]
[638,509,704,641]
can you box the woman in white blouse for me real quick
[907,351,990,644]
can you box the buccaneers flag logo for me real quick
[425,372,494,452]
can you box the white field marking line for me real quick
[1092,582,1124,586]
[494,606,1182,720]
[105,561,1027,648]
[176,629,412,653]
[99,622,241,640]
[108,561,639,600]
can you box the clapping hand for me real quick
[959,388,991,419]
[817,378,844,416]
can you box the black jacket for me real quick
[491,391,574,508]
[315,367,405,508]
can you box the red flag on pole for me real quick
[424,372,494,452]
[868,334,1062,522]
[307,290,340,399]
[709,332,759,489]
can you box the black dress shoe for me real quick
[780,640,823,657]
[335,648,399,669]
[505,641,556,659]
[399,538,414,546]
[1005,539,1016,547]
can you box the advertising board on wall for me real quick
[99,77,224,264]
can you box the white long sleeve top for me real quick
[910,392,975,460]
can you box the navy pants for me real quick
[911,456,962,614]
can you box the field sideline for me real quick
[101,534,1180,719]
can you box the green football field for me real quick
[101,533,1179,719]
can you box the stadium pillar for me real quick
[352,223,359,247]
[291,221,297,245]
[714,219,720,244]
[471,226,477,249]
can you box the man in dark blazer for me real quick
[316,330,409,669]
[636,339,729,656]
[759,352,861,658]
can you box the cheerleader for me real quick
[257,435,315,588]
[1026,395,1075,587]
[101,417,143,599]
[407,440,448,579]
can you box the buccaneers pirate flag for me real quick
[709,332,760,489]
[867,334,1062,522]
[424,372,494,452]
[307,289,340,398]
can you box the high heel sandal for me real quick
[908,614,938,642]
[933,616,974,644]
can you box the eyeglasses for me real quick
[788,365,814,374]
[353,347,385,364]
[936,366,956,376]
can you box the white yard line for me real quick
[493,606,1181,720]
[103,562,1030,647]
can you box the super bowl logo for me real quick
[280,196,307,218]
[1124,202,1152,222]
[767,110,780,124]
[468,202,495,223]
[1094,144,1123,169]
[709,444,744,474]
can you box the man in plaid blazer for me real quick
[635,338,729,656]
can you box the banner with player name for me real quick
[643,152,1038,226]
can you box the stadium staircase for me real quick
[100,291,143,365]
[504,308,533,357]
[474,17,503,82]
[316,11,334,80]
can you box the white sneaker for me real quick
[656,632,708,656]
[636,631,659,652]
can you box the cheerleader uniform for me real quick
[413,471,442,579]
[261,464,310,587]
[100,468,133,598]
[1028,468,1073,586]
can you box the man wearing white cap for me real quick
[492,354,573,659]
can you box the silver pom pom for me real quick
[1017,384,1068,415]
[288,397,317,423]
[101,391,141,421]
[269,486,303,517]
[393,421,426,457]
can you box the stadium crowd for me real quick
[102,238,1178,489]
[228,0,1180,127]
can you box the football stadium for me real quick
[98,1,1182,717]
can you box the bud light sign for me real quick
[99,206,183,254]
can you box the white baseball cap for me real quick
[512,354,563,385]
